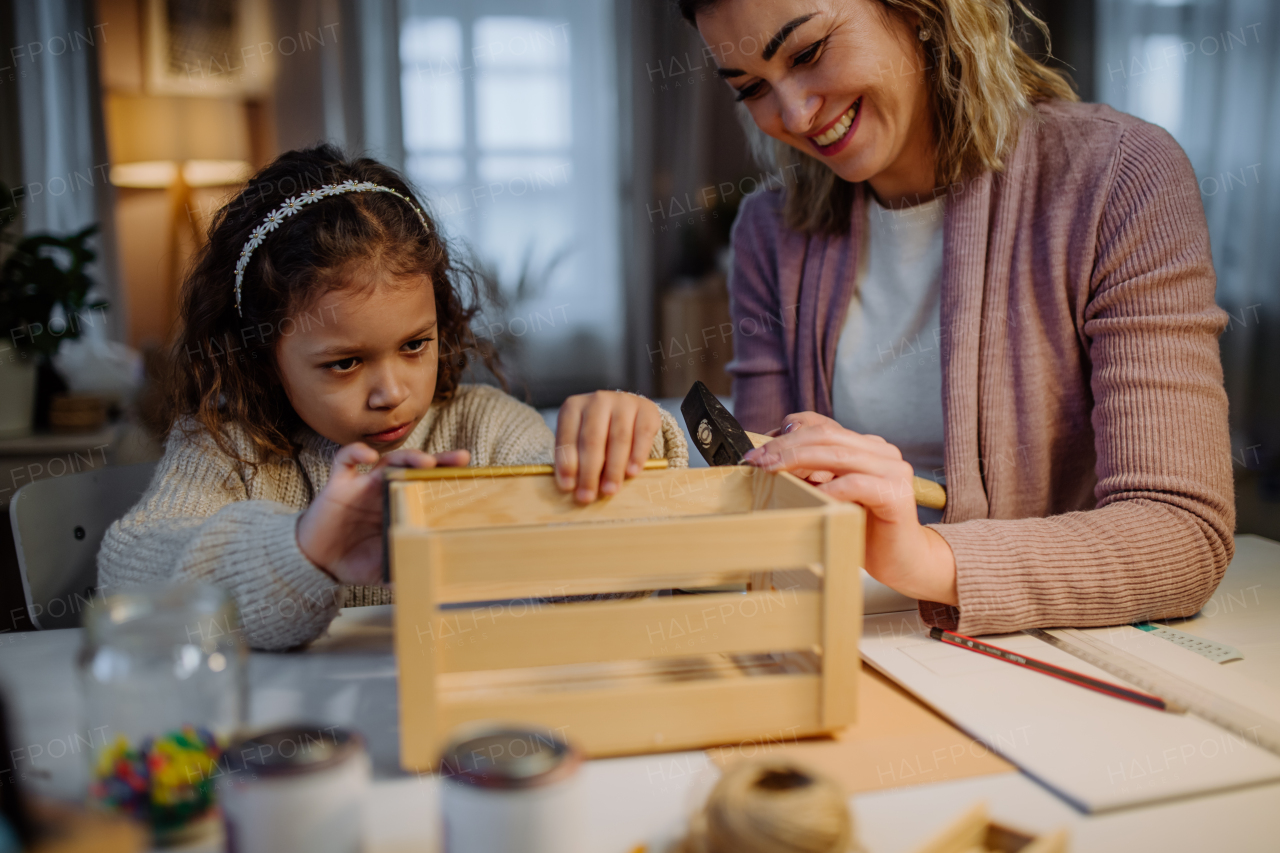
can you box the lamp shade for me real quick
[106,94,250,165]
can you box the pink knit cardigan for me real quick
[727,100,1235,635]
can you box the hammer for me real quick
[680,381,946,511]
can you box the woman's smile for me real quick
[809,97,861,156]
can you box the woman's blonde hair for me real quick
[681,0,1079,233]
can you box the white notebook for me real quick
[860,613,1280,812]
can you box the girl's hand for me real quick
[743,412,957,605]
[555,391,662,503]
[297,443,470,585]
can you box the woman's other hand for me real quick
[297,444,470,585]
[743,412,957,605]
[555,391,662,503]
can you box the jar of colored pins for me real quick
[77,583,247,845]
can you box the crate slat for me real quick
[393,534,443,764]
[751,466,843,509]
[821,513,863,729]
[406,465,753,529]
[432,589,822,672]
[430,672,825,763]
[422,512,825,594]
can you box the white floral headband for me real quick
[234,180,431,317]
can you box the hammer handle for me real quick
[912,479,947,511]
[744,430,947,511]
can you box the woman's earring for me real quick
[918,27,930,41]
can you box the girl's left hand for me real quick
[743,412,958,605]
[555,391,662,503]
[297,445,470,586]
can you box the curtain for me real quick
[11,0,123,337]
[271,0,405,168]
[1096,0,1280,486]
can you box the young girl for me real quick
[98,145,687,651]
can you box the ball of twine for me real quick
[678,759,858,853]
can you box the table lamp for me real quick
[105,94,252,323]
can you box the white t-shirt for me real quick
[831,194,945,523]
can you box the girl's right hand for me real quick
[296,443,470,585]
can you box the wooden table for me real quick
[0,537,1276,852]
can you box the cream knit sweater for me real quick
[97,384,689,650]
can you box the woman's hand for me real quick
[555,391,662,503]
[743,412,958,605]
[297,444,470,585]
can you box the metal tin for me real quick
[218,725,369,853]
[439,725,585,853]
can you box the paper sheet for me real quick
[860,614,1280,812]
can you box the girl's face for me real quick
[695,0,936,204]
[275,273,438,451]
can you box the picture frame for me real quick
[142,0,276,97]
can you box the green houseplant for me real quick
[0,181,107,435]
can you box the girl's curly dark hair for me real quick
[160,143,501,468]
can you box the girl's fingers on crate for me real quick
[554,395,587,490]
[573,397,613,502]
[375,448,470,471]
[626,403,660,478]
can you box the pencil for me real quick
[928,627,1172,712]
[384,458,670,481]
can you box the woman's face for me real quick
[275,272,439,451]
[695,0,935,201]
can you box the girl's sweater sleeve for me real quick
[96,427,342,651]
[654,407,690,468]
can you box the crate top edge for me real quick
[388,503,859,537]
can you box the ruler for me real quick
[1134,622,1244,663]
[1025,627,1280,759]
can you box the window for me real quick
[400,2,622,399]
[1123,33,1186,138]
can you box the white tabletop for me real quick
[1,535,1277,852]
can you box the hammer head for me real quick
[681,381,755,466]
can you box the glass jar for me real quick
[78,583,247,844]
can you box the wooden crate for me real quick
[909,802,1068,853]
[387,465,865,770]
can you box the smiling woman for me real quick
[678,0,1236,637]
[684,0,1076,230]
